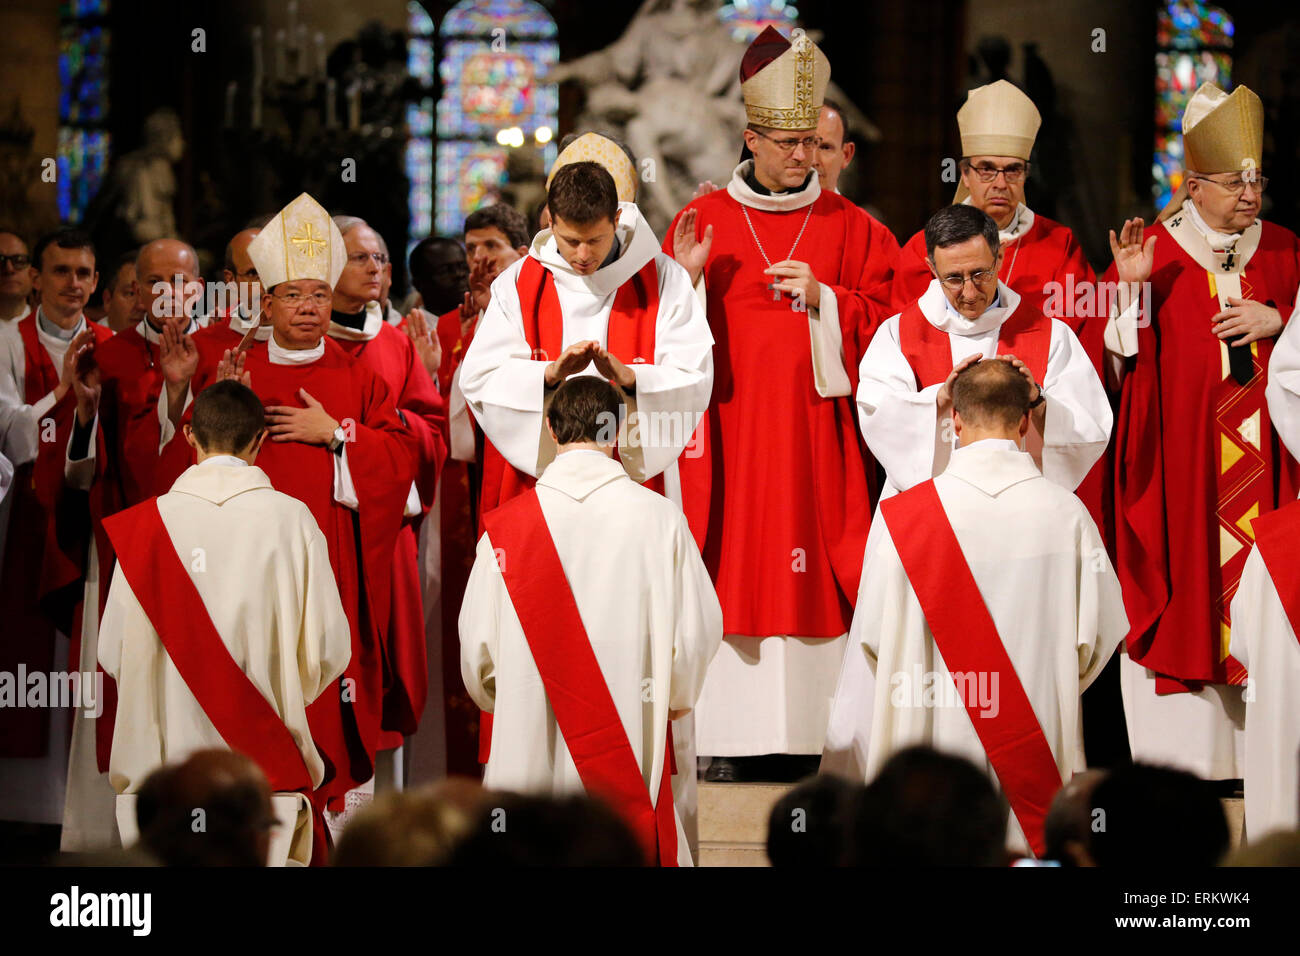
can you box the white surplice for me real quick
[96,458,351,858]
[459,450,723,866]
[822,439,1127,853]
[1228,546,1300,839]
[457,202,714,487]
[858,280,1111,498]
[1266,288,1300,462]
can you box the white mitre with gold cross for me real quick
[247,192,347,290]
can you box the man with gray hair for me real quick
[826,358,1127,859]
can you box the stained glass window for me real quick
[57,0,112,223]
[1153,1,1233,211]
[718,0,799,43]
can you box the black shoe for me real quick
[703,757,740,783]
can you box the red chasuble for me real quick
[482,491,678,866]
[1251,499,1300,647]
[477,255,663,525]
[896,297,1051,388]
[0,316,111,757]
[881,481,1062,858]
[1107,220,1300,692]
[329,322,449,744]
[664,188,898,638]
[892,214,1108,535]
[158,337,416,805]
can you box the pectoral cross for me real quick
[1224,248,1237,270]
[768,281,782,302]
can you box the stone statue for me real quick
[115,108,184,243]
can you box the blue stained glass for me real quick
[407,1,434,36]
[718,0,798,43]
[443,0,556,39]
[57,129,110,223]
[436,141,508,236]
[408,37,435,84]
[59,4,110,223]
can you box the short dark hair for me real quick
[847,746,1008,866]
[445,793,646,866]
[105,250,138,294]
[547,375,624,446]
[546,162,618,227]
[952,358,1032,428]
[1089,763,1230,867]
[32,228,95,272]
[821,97,850,143]
[463,203,530,251]
[923,204,1000,262]
[408,236,465,288]
[766,774,862,866]
[0,227,27,249]
[190,380,266,454]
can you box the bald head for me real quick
[224,229,260,277]
[136,238,203,325]
[952,358,1033,433]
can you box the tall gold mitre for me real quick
[953,80,1041,203]
[546,132,638,203]
[247,192,347,290]
[1158,82,1264,221]
[740,26,830,131]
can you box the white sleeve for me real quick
[456,264,549,478]
[621,255,715,482]
[856,315,948,491]
[298,519,352,703]
[1228,547,1266,672]
[666,513,724,713]
[1266,293,1300,462]
[1075,505,1128,691]
[1038,320,1113,492]
[807,282,852,398]
[458,532,503,713]
[157,383,192,451]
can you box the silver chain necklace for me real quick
[742,204,815,302]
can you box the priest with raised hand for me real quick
[459,376,722,866]
[99,380,352,865]
[858,204,1110,499]
[1106,83,1300,780]
[828,358,1127,857]
[155,193,418,828]
[664,27,898,776]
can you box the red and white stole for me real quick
[897,298,1050,389]
[1250,501,1300,648]
[478,256,662,522]
[103,499,313,793]
[481,490,678,866]
[880,480,1062,858]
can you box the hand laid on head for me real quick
[544,340,597,387]
[996,353,1042,404]
[765,260,820,310]
[266,388,340,445]
[937,353,984,411]
[672,208,713,287]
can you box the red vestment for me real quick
[0,316,112,757]
[664,189,898,637]
[1107,220,1300,691]
[157,338,416,805]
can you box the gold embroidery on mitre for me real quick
[291,222,327,258]
[742,34,829,131]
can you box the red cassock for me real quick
[891,213,1109,534]
[1107,221,1300,692]
[328,322,449,748]
[0,316,112,757]
[157,338,417,806]
[663,189,898,637]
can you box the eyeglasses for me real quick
[938,269,998,291]
[751,129,821,154]
[1192,174,1269,196]
[964,161,1029,184]
[273,291,332,308]
[0,254,30,269]
[347,252,389,265]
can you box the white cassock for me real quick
[857,280,1111,498]
[457,201,714,489]
[98,457,352,860]
[1228,545,1300,839]
[1266,290,1300,463]
[826,282,1112,774]
[822,439,1128,853]
[459,450,723,866]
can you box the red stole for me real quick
[481,490,678,866]
[880,480,1062,858]
[897,298,1051,389]
[477,255,662,525]
[102,499,312,792]
[1250,500,1300,647]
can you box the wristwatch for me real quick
[1028,387,1046,409]
[327,426,347,455]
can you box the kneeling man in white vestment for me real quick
[826,358,1128,857]
[97,380,352,865]
[460,376,723,866]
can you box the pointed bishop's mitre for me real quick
[1157,83,1265,221]
[740,26,830,131]
[953,81,1041,203]
[546,132,638,203]
[247,192,347,290]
